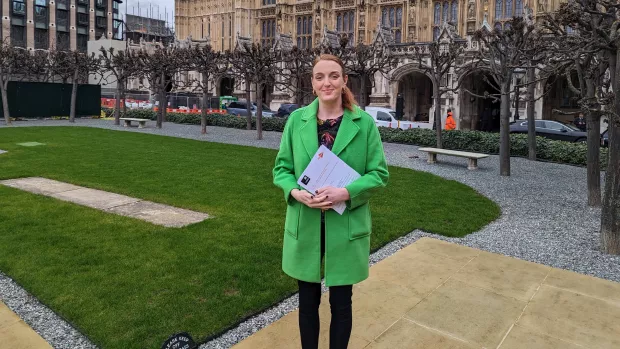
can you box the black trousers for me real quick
[298,220,353,349]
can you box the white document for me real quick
[297,145,361,215]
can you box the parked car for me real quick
[601,129,609,147]
[276,103,299,118]
[509,120,587,142]
[225,100,274,117]
[364,106,432,130]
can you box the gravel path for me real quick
[1,118,618,349]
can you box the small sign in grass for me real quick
[17,142,45,147]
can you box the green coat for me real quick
[272,99,389,287]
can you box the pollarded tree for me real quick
[99,47,139,125]
[0,40,31,125]
[49,49,101,123]
[135,44,181,128]
[473,17,539,176]
[186,45,229,134]
[277,46,317,106]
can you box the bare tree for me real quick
[135,45,181,128]
[186,45,228,134]
[229,42,278,139]
[406,27,467,148]
[0,41,31,125]
[473,17,538,176]
[277,46,316,106]
[99,47,139,125]
[339,38,397,110]
[50,49,101,123]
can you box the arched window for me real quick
[434,27,440,40]
[389,7,395,26]
[494,22,502,31]
[495,0,502,19]
[515,0,523,17]
[506,0,513,17]
[443,2,449,23]
[296,15,312,49]
[382,8,388,25]
[395,30,401,43]
[337,14,342,30]
[396,7,402,27]
[381,6,402,43]
[504,22,512,30]
[297,17,301,35]
[434,2,441,25]
[337,10,355,44]
[451,1,458,22]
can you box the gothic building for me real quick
[175,0,583,130]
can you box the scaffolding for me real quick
[125,14,175,46]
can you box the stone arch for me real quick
[458,68,501,131]
[389,63,436,123]
[216,76,235,97]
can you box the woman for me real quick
[273,54,389,349]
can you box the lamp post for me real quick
[513,69,525,120]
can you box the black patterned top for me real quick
[317,115,342,221]
[317,115,343,150]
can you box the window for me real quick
[496,0,523,21]
[56,0,67,10]
[35,28,48,49]
[77,5,86,13]
[296,15,312,49]
[56,31,70,50]
[34,0,47,29]
[545,121,564,131]
[336,11,355,45]
[11,25,25,47]
[56,9,68,31]
[433,1,458,40]
[78,13,89,25]
[534,120,545,128]
[96,0,105,8]
[376,112,392,122]
[96,16,107,28]
[77,34,88,52]
[262,0,275,4]
[261,19,275,47]
[12,0,25,15]
[381,6,402,43]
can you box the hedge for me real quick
[102,108,607,168]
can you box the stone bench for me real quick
[418,147,489,170]
[119,118,148,128]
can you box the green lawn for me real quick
[0,127,500,348]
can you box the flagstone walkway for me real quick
[0,302,51,349]
[232,237,620,349]
[0,177,210,228]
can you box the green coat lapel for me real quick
[331,107,360,156]
[300,99,319,159]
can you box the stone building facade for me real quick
[175,0,586,130]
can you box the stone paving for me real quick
[0,301,51,349]
[0,177,210,228]
[232,238,620,349]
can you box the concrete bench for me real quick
[119,118,148,128]
[418,147,489,170]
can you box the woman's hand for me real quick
[313,187,350,205]
[291,189,334,209]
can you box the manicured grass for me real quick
[0,127,499,348]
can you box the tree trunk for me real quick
[296,75,304,105]
[0,77,11,126]
[69,69,79,123]
[245,78,252,130]
[121,80,127,115]
[360,75,367,111]
[201,74,208,134]
[600,51,620,254]
[585,79,601,207]
[433,82,442,148]
[499,81,512,176]
[114,82,121,125]
[526,65,536,160]
[256,82,263,140]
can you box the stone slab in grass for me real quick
[51,188,141,210]
[16,142,45,147]
[0,177,82,195]
[0,150,6,155]
[105,201,210,228]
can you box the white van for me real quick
[364,107,432,130]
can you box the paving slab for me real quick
[498,325,583,349]
[0,177,210,227]
[50,188,141,209]
[517,285,620,349]
[16,142,45,147]
[105,200,210,228]
[0,302,52,349]
[0,177,82,195]
[0,149,7,155]
[232,237,620,349]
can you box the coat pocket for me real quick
[284,202,301,239]
[348,204,371,240]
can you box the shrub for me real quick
[378,128,608,168]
